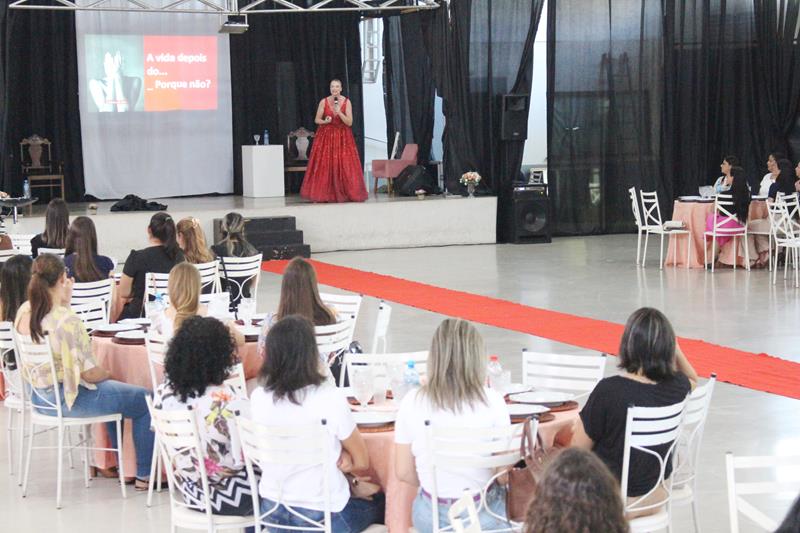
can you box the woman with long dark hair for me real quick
[705,166,752,266]
[250,315,384,531]
[118,212,184,319]
[30,198,70,257]
[712,155,739,194]
[573,307,697,518]
[524,448,629,533]
[0,255,33,373]
[64,216,114,282]
[768,158,797,199]
[14,254,153,489]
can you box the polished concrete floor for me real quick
[1,235,798,532]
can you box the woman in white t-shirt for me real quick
[250,315,385,532]
[394,318,511,532]
[758,152,783,197]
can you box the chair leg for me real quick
[57,426,64,508]
[704,236,708,270]
[17,406,26,486]
[636,231,642,266]
[116,420,126,499]
[81,427,90,489]
[147,435,159,507]
[22,420,35,497]
[66,426,74,469]
[684,234,691,268]
[691,498,701,533]
[643,232,650,267]
[744,235,750,271]
[711,237,716,273]
[6,408,14,476]
[659,233,664,270]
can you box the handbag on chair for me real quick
[505,417,547,522]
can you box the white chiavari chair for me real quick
[704,194,749,272]
[520,350,607,401]
[371,301,392,354]
[217,254,263,311]
[640,190,692,269]
[0,321,25,479]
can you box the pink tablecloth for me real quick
[366,409,579,533]
[91,337,263,472]
[665,200,768,268]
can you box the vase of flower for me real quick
[460,171,482,198]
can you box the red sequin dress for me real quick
[300,98,368,203]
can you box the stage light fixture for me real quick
[219,15,248,34]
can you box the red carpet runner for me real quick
[263,260,800,400]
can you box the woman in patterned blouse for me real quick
[14,254,154,489]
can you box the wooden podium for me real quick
[242,145,285,198]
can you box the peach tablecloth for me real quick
[367,409,579,533]
[91,337,263,471]
[665,200,768,268]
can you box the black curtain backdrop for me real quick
[383,13,435,163]
[0,5,85,201]
[229,10,363,195]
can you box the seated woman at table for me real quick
[0,254,32,379]
[768,158,797,200]
[256,257,336,360]
[572,307,697,518]
[758,152,784,197]
[395,318,511,532]
[251,315,384,532]
[176,216,216,265]
[30,198,69,258]
[212,212,258,305]
[14,254,153,489]
[64,216,114,282]
[523,448,628,533]
[154,262,244,345]
[705,167,752,265]
[712,155,738,194]
[154,315,254,518]
[118,212,184,320]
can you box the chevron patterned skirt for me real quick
[181,469,254,515]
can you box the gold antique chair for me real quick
[20,135,65,211]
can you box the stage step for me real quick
[260,243,311,260]
[212,215,311,262]
[248,230,304,247]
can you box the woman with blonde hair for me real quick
[176,217,215,264]
[157,262,244,345]
[394,318,511,532]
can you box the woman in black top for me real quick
[768,158,797,200]
[31,198,69,257]
[573,307,698,517]
[64,217,115,282]
[118,212,184,319]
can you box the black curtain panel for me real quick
[547,0,664,235]
[754,0,800,160]
[229,10,363,195]
[383,13,435,163]
[0,5,85,200]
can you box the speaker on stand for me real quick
[508,184,551,244]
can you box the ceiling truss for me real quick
[9,0,441,15]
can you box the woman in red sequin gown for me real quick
[300,80,368,203]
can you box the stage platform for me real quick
[6,194,497,261]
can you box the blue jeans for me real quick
[259,493,385,533]
[32,380,154,478]
[412,484,509,533]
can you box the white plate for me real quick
[504,383,531,395]
[507,403,550,417]
[352,411,396,427]
[507,391,574,406]
[95,323,141,333]
[120,318,151,326]
[752,195,767,200]
[115,330,146,340]
[678,196,703,201]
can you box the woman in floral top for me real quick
[14,254,153,488]
[154,315,253,517]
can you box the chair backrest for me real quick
[673,375,716,494]
[621,399,688,516]
[145,332,169,391]
[71,279,114,319]
[767,200,789,241]
[0,321,23,401]
[9,234,35,256]
[639,190,663,227]
[217,254,263,303]
[0,249,17,263]
[371,301,392,353]
[70,301,108,332]
[521,350,607,399]
[340,350,429,388]
[236,415,332,533]
[146,396,218,530]
[144,272,171,312]
[12,329,65,419]
[315,317,356,358]
[224,362,247,399]
[425,420,531,532]
[629,187,643,229]
[776,200,800,242]
[319,292,363,322]
[400,143,419,163]
[192,260,220,293]
[726,452,800,532]
[448,492,483,533]
[711,194,746,234]
[38,247,65,258]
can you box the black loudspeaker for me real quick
[500,94,529,141]
[509,186,551,243]
[395,165,438,196]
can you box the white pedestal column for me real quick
[242,145,285,198]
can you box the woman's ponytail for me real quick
[28,255,65,342]
[149,212,181,261]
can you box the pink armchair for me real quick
[371,143,418,195]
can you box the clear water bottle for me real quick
[23,178,30,199]
[403,360,421,387]
[263,129,269,146]
[487,355,503,388]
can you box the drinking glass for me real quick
[492,370,512,396]
[238,298,256,325]
[253,134,261,145]
[351,366,374,409]
[373,375,389,406]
